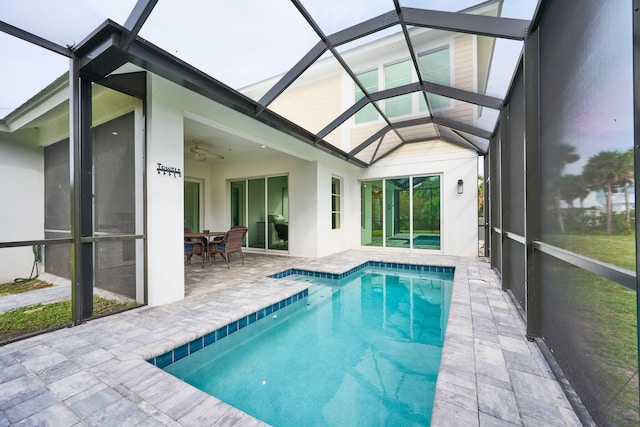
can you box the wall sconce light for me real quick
[457,179,464,194]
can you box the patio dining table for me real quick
[185,231,226,262]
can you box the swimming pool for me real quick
[160,263,453,426]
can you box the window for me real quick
[354,69,378,124]
[384,60,412,118]
[419,47,450,110]
[354,46,450,123]
[331,177,341,229]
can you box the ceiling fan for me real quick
[189,139,224,161]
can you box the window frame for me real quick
[331,176,342,230]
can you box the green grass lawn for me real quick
[546,233,638,424]
[0,295,139,342]
[0,279,53,296]
[548,233,635,271]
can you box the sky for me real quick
[0,0,538,118]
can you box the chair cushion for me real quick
[217,244,226,250]
[184,244,193,252]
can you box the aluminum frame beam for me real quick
[524,29,541,339]
[0,20,70,57]
[318,81,501,142]
[122,0,158,50]
[69,58,94,324]
[432,116,493,139]
[402,7,529,40]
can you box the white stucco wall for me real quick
[146,76,187,306]
[314,161,361,257]
[0,130,44,282]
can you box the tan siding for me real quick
[429,34,475,126]
[385,140,469,159]
[270,74,342,137]
[349,121,384,151]
[454,35,474,92]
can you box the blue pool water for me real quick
[163,265,453,426]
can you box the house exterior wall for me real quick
[146,76,186,306]
[0,87,143,285]
[0,129,44,282]
[362,142,479,256]
[217,154,318,257]
[155,73,363,303]
[180,29,482,264]
[269,74,342,137]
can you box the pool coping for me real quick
[147,288,309,369]
[268,260,454,280]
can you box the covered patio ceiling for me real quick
[1,0,540,167]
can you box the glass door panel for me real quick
[267,176,288,251]
[412,176,441,250]
[385,178,410,248]
[230,180,246,228]
[231,180,246,245]
[184,181,200,232]
[248,178,265,249]
[361,180,383,247]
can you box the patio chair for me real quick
[274,223,288,242]
[209,226,248,268]
[184,227,205,267]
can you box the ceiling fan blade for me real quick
[189,140,223,160]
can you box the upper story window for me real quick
[354,46,451,124]
[385,60,413,118]
[354,69,378,124]
[331,177,341,229]
[419,47,451,111]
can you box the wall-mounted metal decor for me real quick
[157,163,182,177]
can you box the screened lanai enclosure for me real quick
[1,0,639,425]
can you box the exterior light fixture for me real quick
[457,179,464,194]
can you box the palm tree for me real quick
[558,174,589,209]
[582,151,628,235]
[620,149,634,232]
[547,144,580,233]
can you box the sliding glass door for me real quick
[268,176,288,251]
[231,175,288,251]
[361,175,441,250]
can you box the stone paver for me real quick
[0,251,583,426]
